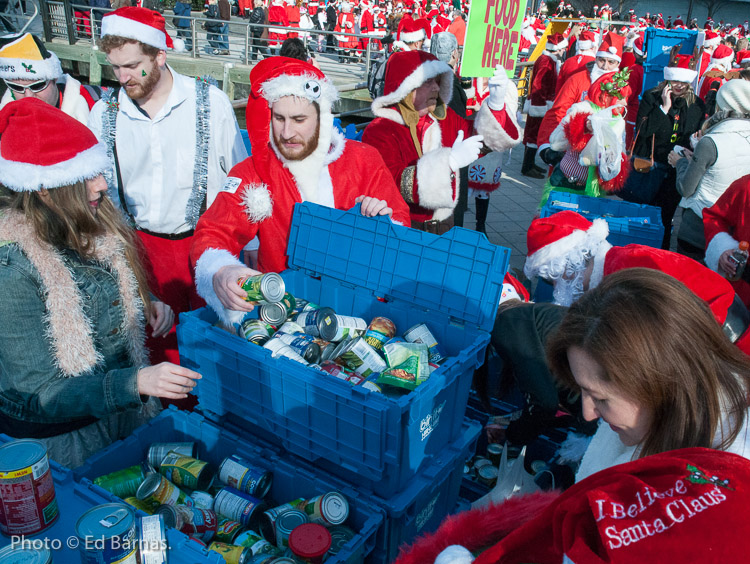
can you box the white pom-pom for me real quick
[435,545,474,564]
[242,183,274,223]
[172,37,187,53]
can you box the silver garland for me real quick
[102,89,120,206]
[185,77,213,229]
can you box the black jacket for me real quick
[633,87,705,165]
[326,5,336,30]
[249,6,266,36]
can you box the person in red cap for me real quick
[362,51,522,234]
[189,57,410,327]
[335,1,359,61]
[394,15,426,51]
[700,30,721,75]
[554,29,596,94]
[0,98,201,467]
[698,44,735,100]
[88,6,247,382]
[521,32,568,179]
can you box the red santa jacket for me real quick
[268,4,289,44]
[704,175,750,307]
[538,65,592,149]
[555,54,594,95]
[700,50,712,76]
[359,7,374,33]
[285,3,300,26]
[336,12,357,46]
[523,52,558,147]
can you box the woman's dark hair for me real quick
[547,268,750,459]
[279,37,309,61]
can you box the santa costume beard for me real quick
[589,63,617,85]
[552,267,586,306]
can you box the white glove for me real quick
[487,65,509,111]
[448,130,484,172]
[346,21,353,28]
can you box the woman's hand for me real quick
[667,150,683,167]
[213,265,261,312]
[137,362,202,399]
[661,84,672,112]
[148,300,174,338]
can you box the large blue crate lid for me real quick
[286,202,510,333]
[644,27,698,67]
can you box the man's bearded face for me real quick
[272,95,320,161]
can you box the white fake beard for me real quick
[552,268,586,307]
[589,64,616,84]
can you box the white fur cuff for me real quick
[416,148,456,210]
[705,231,739,272]
[528,104,547,117]
[475,98,522,152]
[195,248,247,327]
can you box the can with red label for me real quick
[298,492,349,526]
[157,504,218,543]
[0,439,58,536]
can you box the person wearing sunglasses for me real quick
[0,33,102,123]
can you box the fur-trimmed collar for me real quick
[589,240,612,289]
[0,212,148,377]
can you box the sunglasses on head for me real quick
[4,79,50,94]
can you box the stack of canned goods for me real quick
[91,442,357,563]
[233,283,451,395]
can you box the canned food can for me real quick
[274,510,308,549]
[247,555,278,564]
[403,323,447,365]
[326,525,355,557]
[238,317,276,345]
[384,336,405,346]
[136,473,194,508]
[138,513,168,564]
[530,460,548,475]
[291,299,319,316]
[472,457,492,470]
[0,544,52,564]
[218,455,272,499]
[214,487,266,530]
[157,504,218,543]
[259,293,296,326]
[487,444,503,466]
[289,523,331,564]
[277,321,305,335]
[337,337,387,377]
[159,452,213,491]
[147,442,196,469]
[214,517,244,544]
[191,490,215,510]
[123,496,159,514]
[259,498,305,544]
[476,465,499,487]
[94,461,153,499]
[298,492,349,526]
[330,315,368,342]
[294,307,338,341]
[0,439,58,536]
[235,530,282,557]
[268,558,298,564]
[317,361,353,380]
[238,273,286,304]
[76,503,137,564]
[208,541,253,564]
[263,339,308,364]
[271,332,321,364]
[363,317,397,351]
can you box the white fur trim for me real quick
[549,122,569,151]
[58,75,91,124]
[194,248,247,327]
[596,50,621,63]
[435,545,474,564]
[577,39,594,51]
[545,38,568,52]
[704,36,721,48]
[546,100,554,109]
[464,86,476,99]
[241,183,274,222]
[0,142,111,192]
[101,13,168,51]
[261,73,339,114]
[706,231,739,272]
[589,239,612,288]
[399,28,426,43]
[0,51,62,81]
[416,147,455,209]
[421,116,442,152]
[474,91,522,152]
[371,59,453,118]
[664,66,697,83]
[711,55,734,71]
[528,104,547,117]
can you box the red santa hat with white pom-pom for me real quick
[101,6,185,52]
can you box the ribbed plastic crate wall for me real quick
[0,434,222,564]
[642,27,698,92]
[74,408,383,564]
[541,191,664,248]
[179,203,509,498]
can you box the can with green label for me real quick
[237,273,286,304]
[94,462,153,498]
[159,452,213,490]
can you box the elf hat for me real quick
[704,29,721,47]
[544,33,568,52]
[596,31,624,62]
[576,30,596,52]
[101,6,185,52]
[711,44,735,69]
[398,17,427,43]
[524,210,609,280]
[371,50,453,118]
[664,44,701,83]
[0,33,63,82]
[0,98,110,192]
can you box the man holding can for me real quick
[190,56,411,327]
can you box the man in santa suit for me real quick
[521,32,567,179]
[426,9,445,36]
[437,3,451,29]
[704,174,750,307]
[362,51,522,234]
[555,29,596,94]
[335,1,359,61]
[395,17,427,51]
[285,0,301,39]
[698,44,734,100]
[268,0,290,50]
[700,30,721,75]
[538,31,622,167]
[190,57,410,327]
[307,0,319,16]
[519,16,537,58]
[358,0,374,54]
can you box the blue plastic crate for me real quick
[642,27,698,92]
[178,202,510,498]
[75,408,383,564]
[239,128,252,155]
[366,419,481,564]
[541,191,664,248]
[0,435,221,564]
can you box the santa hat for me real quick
[0,33,63,82]
[524,211,609,280]
[101,6,185,52]
[371,50,453,118]
[632,33,644,57]
[427,8,438,18]
[0,98,110,192]
[704,30,721,47]
[398,17,427,43]
[716,79,750,114]
[544,32,568,52]
[664,44,700,83]
[711,44,735,69]
[396,448,750,564]
[576,30,596,53]
[596,31,624,62]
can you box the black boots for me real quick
[475,197,489,234]
[521,146,545,179]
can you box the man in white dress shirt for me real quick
[88,6,247,377]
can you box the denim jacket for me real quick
[0,242,145,433]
